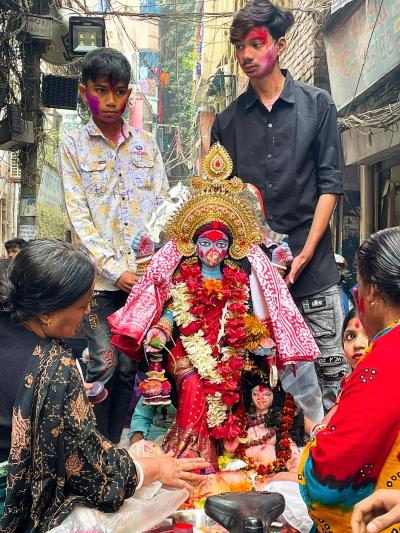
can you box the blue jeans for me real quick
[83,290,136,443]
[296,284,348,413]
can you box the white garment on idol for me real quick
[250,270,324,423]
[279,361,324,423]
[263,480,314,533]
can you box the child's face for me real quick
[6,246,21,260]
[343,316,368,369]
[79,76,131,125]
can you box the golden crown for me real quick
[164,143,263,259]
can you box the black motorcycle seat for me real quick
[205,491,285,533]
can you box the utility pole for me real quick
[18,0,49,240]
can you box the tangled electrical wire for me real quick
[338,98,400,133]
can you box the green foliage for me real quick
[36,203,70,240]
[159,0,197,154]
[181,50,198,70]
[43,130,60,168]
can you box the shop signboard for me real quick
[27,15,53,40]
[331,0,354,14]
[324,0,400,110]
[19,225,37,241]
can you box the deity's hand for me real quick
[272,242,293,266]
[223,436,240,454]
[145,327,168,353]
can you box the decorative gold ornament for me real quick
[164,143,263,259]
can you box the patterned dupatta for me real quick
[0,340,89,532]
[0,340,137,533]
[108,240,319,365]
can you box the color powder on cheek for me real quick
[358,297,365,314]
[87,94,100,116]
[256,44,278,77]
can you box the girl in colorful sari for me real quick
[299,227,400,532]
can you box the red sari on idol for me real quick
[162,337,217,467]
[163,278,234,468]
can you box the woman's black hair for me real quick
[342,307,358,345]
[0,239,95,324]
[357,227,400,306]
[81,47,131,85]
[230,0,295,44]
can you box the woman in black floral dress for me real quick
[0,240,207,533]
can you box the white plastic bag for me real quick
[263,480,313,533]
[49,487,188,533]
[49,440,188,533]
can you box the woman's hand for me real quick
[136,453,211,490]
[145,327,167,353]
[351,489,400,533]
[159,452,210,489]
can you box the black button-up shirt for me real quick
[211,70,343,298]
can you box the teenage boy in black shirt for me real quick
[212,0,346,414]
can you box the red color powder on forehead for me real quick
[244,27,270,43]
[355,320,361,329]
[199,230,228,242]
[254,385,270,394]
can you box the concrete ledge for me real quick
[342,118,400,166]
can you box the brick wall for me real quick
[281,1,331,93]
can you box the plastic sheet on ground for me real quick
[48,487,188,533]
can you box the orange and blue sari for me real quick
[299,322,400,533]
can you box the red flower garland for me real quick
[174,262,250,438]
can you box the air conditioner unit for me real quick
[0,105,34,150]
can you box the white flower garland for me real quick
[170,275,248,432]
[170,282,225,384]
[169,283,194,327]
[206,393,228,428]
[181,331,222,384]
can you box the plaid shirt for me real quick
[57,119,169,291]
